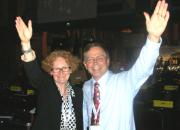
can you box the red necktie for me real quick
[91,82,100,125]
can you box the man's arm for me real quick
[123,0,170,95]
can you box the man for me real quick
[82,0,170,130]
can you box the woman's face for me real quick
[50,57,71,86]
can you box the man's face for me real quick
[83,46,109,81]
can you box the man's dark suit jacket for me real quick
[23,60,83,130]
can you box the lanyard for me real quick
[91,81,100,121]
[92,99,100,120]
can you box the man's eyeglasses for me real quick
[85,55,106,64]
[51,66,71,73]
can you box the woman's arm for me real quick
[15,16,48,89]
[15,16,35,62]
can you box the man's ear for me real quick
[107,58,110,67]
[83,61,87,69]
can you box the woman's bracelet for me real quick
[22,48,33,54]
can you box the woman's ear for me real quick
[69,68,72,74]
[49,71,53,76]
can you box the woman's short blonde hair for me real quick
[41,50,80,73]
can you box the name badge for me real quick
[90,125,100,130]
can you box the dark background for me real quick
[0,0,180,90]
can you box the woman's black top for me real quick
[23,60,83,130]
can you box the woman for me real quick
[15,16,83,130]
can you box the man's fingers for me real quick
[157,0,165,15]
[153,0,161,15]
[164,11,170,22]
[161,3,168,18]
[144,12,150,22]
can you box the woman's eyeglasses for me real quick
[51,66,71,73]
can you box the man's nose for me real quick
[93,59,98,64]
